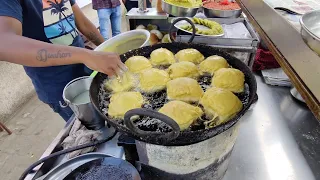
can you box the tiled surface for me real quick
[0,95,65,180]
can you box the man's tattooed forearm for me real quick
[36,49,72,62]
[87,32,102,45]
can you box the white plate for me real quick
[172,18,224,37]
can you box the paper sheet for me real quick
[261,68,292,87]
[222,22,252,38]
[264,0,320,14]
[263,0,320,30]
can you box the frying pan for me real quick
[63,156,141,180]
[89,18,257,146]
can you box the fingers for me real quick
[91,52,125,77]
[114,66,121,77]
[113,54,127,71]
[104,57,120,77]
[118,62,128,72]
[109,64,123,78]
[114,55,128,76]
[104,67,116,77]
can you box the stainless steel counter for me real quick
[237,0,320,120]
[224,75,320,180]
[29,74,320,180]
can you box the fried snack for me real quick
[108,92,144,118]
[175,48,204,64]
[167,61,199,79]
[150,48,176,66]
[139,68,170,93]
[159,100,203,130]
[187,17,224,35]
[105,72,137,93]
[164,0,202,8]
[167,77,204,102]
[125,56,152,73]
[200,87,243,126]
[212,68,245,93]
[199,55,229,75]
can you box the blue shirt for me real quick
[0,0,90,103]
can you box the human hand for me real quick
[84,51,127,77]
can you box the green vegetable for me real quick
[180,25,189,30]
[193,17,200,24]
[147,24,158,31]
[203,30,210,35]
[204,19,210,27]
[161,34,171,43]
[196,30,202,34]
[181,17,224,35]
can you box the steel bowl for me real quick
[300,10,320,55]
[203,7,242,18]
[162,0,199,17]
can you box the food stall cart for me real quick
[24,0,320,179]
[25,74,320,180]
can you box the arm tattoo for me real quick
[36,49,72,62]
[87,32,102,45]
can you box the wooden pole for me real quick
[0,122,12,135]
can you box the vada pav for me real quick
[139,68,170,93]
[199,55,229,75]
[108,92,144,119]
[125,56,152,73]
[159,100,203,131]
[150,48,176,66]
[200,87,243,127]
[212,68,245,93]
[167,77,204,102]
[175,48,204,64]
[105,72,137,93]
[167,61,199,79]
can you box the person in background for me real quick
[0,0,124,121]
[92,0,122,40]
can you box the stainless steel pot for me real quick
[203,7,242,18]
[162,0,199,17]
[300,10,320,55]
[61,76,105,130]
[135,123,240,179]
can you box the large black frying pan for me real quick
[90,18,257,146]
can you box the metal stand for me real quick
[137,9,149,13]
[125,9,259,67]
[176,17,259,68]
[138,0,148,13]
